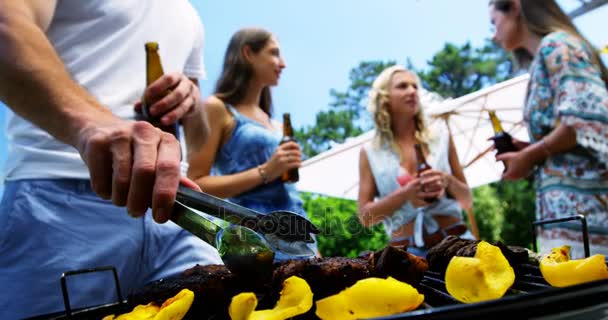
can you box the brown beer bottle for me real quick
[280,113,299,183]
[142,42,179,138]
[488,110,517,171]
[414,143,437,203]
[488,110,517,155]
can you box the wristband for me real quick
[257,165,269,184]
[539,139,552,158]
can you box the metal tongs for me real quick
[172,185,319,258]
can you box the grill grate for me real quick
[416,264,553,309]
[369,214,608,319]
[28,215,608,319]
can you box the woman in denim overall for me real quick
[188,28,318,260]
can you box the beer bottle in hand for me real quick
[142,42,179,138]
[488,110,517,154]
[414,143,437,203]
[280,113,299,183]
[488,110,516,169]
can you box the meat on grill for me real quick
[128,264,244,320]
[426,235,530,274]
[127,246,428,319]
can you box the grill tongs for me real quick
[172,185,319,257]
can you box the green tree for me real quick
[492,179,536,248]
[302,192,388,257]
[472,184,505,243]
[416,40,514,98]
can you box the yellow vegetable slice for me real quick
[315,277,424,320]
[540,246,608,287]
[229,292,258,320]
[103,289,193,320]
[445,241,515,303]
[228,276,313,320]
[113,303,160,320]
[154,289,194,320]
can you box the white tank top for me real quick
[3,0,205,180]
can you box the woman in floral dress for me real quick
[488,0,608,258]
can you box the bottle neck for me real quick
[146,51,164,85]
[414,144,430,170]
[488,111,504,134]
[283,114,293,137]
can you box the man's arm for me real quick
[0,0,185,223]
[0,0,112,145]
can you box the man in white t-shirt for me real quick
[0,1,221,318]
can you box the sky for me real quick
[0,1,606,192]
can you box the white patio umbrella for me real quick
[426,74,530,188]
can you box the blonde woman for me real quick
[358,65,473,256]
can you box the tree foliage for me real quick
[302,192,388,258]
[416,39,514,98]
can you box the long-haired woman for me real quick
[489,0,608,257]
[188,28,318,259]
[358,65,473,257]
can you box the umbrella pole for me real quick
[465,208,480,240]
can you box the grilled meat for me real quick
[426,236,530,274]
[128,264,242,320]
[368,246,428,287]
[127,248,430,319]
[270,257,373,302]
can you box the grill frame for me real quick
[28,214,608,319]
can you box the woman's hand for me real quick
[397,178,424,208]
[417,169,449,203]
[496,150,535,180]
[511,137,530,151]
[262,141,302,181]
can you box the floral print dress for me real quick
[525,31,608,258]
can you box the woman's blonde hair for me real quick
[489,0,608,86]
[367,65,431,159]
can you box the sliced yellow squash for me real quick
[103,289,193,320]
[228,276,313,320]
[315,277,424,320]
[540,246,608,287]
[445,241,515,303]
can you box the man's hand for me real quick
[134,72,201,125]
[77,118,189,223]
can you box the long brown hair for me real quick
[489,0,608,86]
[214,28,274,116]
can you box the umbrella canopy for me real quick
[297,74,531,200]
[427,73,530,188]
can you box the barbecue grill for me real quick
[28,215,608,320]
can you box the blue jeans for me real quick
[0,179,222,319]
